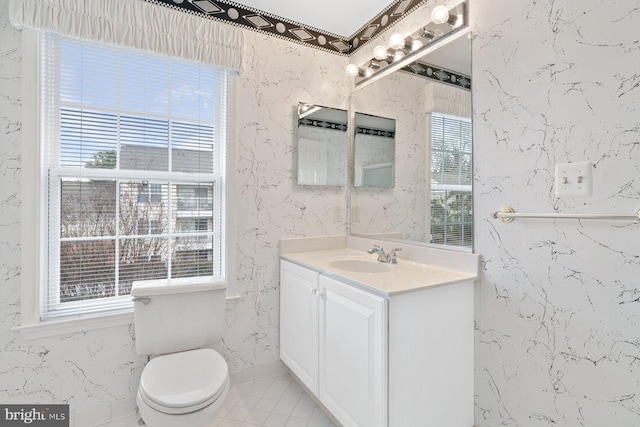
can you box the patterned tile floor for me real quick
[103,374,338,427]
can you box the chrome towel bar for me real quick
[491,206,640,223]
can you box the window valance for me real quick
[9,0,244,71]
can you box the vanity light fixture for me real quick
[413,27,436,41]
[430,5,450,24]
[345,2,467,89]
[345,63,364,77]
[389,33,410,50]
[373,45,390,61]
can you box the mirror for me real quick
[349,32,472,250]
[297,103,348,186]
[354,112,396,188]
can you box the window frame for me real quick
[17,30,238,339]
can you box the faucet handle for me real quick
[387,248,402,264]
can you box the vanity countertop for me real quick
[281,247,478,297]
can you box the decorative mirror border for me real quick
[355,127,396,138]
[145,0,429,56]
[400,61,471,90]
[299,119,348,132]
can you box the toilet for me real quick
[132,277,230,427]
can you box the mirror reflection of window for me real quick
[429,113,472,248]
[353,112,396,188]
[297,103,348,186]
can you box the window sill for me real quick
[14,294,241,341]
[13,311,135,341]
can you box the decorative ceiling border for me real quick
[144,0,427,56]
[348,0,427,53]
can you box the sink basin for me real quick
[328,259,393,273]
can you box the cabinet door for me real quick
[319,275,387,427]
[280,260,319,394]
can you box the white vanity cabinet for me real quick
[280,258,474,427]
[318,274,386,427]
[280,260,320,394]
[280,260,386,427]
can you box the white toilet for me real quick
[132,277,230,427]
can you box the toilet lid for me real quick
[140,348,228,410]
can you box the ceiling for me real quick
[217,0,396,37]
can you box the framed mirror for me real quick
[353,112,396,188]
[349,30,472,250]
[297,103,348,186]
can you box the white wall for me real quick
[0,0,348,416]
[472,0,640,425]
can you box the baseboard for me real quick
[229,359,290,386]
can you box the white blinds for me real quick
[9,0,244,71]
[40,33,228,320]
[430,113,473,248]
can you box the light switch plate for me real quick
[554,161,593,197]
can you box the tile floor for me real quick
[101,374,338,427]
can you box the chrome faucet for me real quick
[367,245,402,264]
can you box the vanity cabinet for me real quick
[280,260,385,427]
[280,261,319,393]
[280,258,474,427]
[319,274,386,427]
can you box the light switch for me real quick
[332,207,342,223]
[351,206,361,222]
[554,161,593,197]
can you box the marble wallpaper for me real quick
[472,0,640,425]
[0,0,348,419]
[223,29,349,372]
[2,0,639,425]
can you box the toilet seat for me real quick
[139,348,229,415]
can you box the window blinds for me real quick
[40,33,228,320]
[430,113,473,248]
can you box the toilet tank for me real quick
[131,277,227,356]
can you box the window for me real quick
[430,113,473,248]
[38,33,229,320]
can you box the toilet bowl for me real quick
[132,278,229,427]
[136,349,230,427]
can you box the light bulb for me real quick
[393,50,405,62]
[431,5,449,24]
[411,39,423,51]
[373,45,388,60]
[345,63,360,77]
[389,33,406,50]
